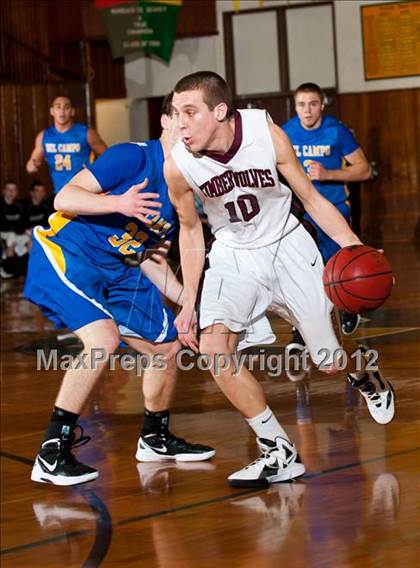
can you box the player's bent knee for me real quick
[84,333,120,356]
[199,336,229,361]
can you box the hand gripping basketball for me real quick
[323,245,394,313]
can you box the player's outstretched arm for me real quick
[87,128,108,156]
[269,122,362,249]
[54,168,161,222]
[26,131,44,174]
[164,156,204,352]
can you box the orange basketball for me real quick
[323,245,394,314]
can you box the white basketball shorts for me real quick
[199,223,340,366]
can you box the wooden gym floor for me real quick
[1,241,419,567]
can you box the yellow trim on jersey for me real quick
[34,227,66,273]
[33,211,74,273]
[46,211,75,236]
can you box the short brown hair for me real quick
[174,71,233,119]
[294,83,325,102]
[161,92,173,117]
[50,94,73,107]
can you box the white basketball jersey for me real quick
[171,109,295,249]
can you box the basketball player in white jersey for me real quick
[164,72,395,488]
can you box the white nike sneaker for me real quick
[228,437,305,488]
[31,427,98,486]
[347,369,395,424]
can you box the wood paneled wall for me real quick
[1,0,53,84]
[338,89,420,245]
[176,0,217,38]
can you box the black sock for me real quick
[43,406,80,442]
[142,409,170,436]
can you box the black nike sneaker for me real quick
[136,432,215,462]
[31,426,98,486]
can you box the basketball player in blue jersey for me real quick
[283,83,372,339]
[26,95,108,194]
[25,94,214,486]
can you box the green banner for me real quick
[96,0,182,62]
[140,0,182,63]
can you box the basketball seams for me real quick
[338,248,379,281]
[327,270,392,286]
[332,280,351,311]
[341,276,393,301]
[340,288,390,302]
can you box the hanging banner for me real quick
[96,0,144,59]
[95,0,182,61]
[140,0,183,62]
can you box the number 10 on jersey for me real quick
[224,194,260,223]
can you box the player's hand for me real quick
[308,161,329,181]
[174,303,199,353]
[118,178,162,223]
[26,159,40,174]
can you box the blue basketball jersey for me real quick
[43,141,177,269]
[25,140,178,342]
[42,123,91,193]
[282,115,359,206]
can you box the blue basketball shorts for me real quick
[24,228,177,343]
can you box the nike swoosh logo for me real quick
[261,413,273,424]
[311,257,318,266]
[38,456,57,472]
[141,440,168,453]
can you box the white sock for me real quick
[246,406,290,442]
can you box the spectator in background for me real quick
[0,181,29,278]
[282,83,372,340]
